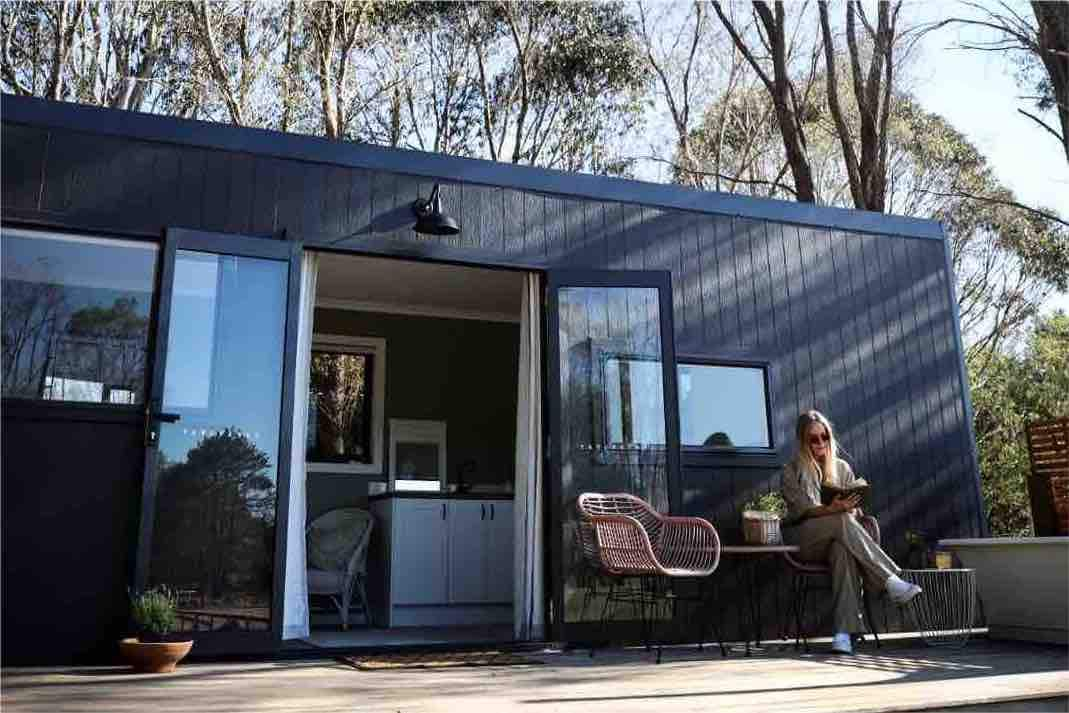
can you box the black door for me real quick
[1,228,161,664]
[544,270,682,643]
[135,228,300,654]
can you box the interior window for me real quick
[1,228,158,405]
[307,350,375,465]
[677,362,771,449]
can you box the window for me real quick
[1,228,158,405]
[388,419,447,492]
[306,335,385,474]
[677,361,772,449]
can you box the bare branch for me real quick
[922,188,1069,228]
[1017,107,1066,144]
[632,154,800,197]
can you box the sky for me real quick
[904,0,1068,314]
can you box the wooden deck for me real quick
[3,636,1067,713]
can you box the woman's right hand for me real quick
[831,494,862,513]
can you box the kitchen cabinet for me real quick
[369,494,514,627]
[390,500,448,605]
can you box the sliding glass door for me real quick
[136,229,300,649]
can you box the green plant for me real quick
[742,490,787,517]
[129,586,178,637]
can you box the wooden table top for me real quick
[720,545,800,554]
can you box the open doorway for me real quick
[289,252,540,649]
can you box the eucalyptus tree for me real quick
[1,0,181,111]
[710,0,823,202]
[188,0,286,127]
[636,1,714,188]
[462,1,646,172]
[817,0,903,212]
[1,0,85,101]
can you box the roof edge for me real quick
[1,94,943,241]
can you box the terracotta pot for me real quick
[119,637,194,673]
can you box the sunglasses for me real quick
[809,433,831,445]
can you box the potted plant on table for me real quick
[741,491,787,545]
[119,587,194,673]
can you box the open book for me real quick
[820,477,869,509]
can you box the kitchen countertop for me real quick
[368,491,514,502]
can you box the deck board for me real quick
[3,637,1066,713]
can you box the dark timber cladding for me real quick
[2,95,984,635]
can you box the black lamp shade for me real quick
[413,185,460,236]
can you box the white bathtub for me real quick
[939,537,1069,644]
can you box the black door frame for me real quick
[135,227,302,650]
[543,269,681,643]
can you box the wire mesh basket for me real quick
[900,568,977,647]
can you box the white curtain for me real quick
[282,251,318,640]
[514,272,544,641]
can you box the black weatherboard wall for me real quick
[1,94,984,655]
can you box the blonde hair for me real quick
[793,410,839,485]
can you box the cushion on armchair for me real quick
[307,508,373,571]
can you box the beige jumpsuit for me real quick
[781,458,901,634]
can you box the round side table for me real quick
[900,568,977,647]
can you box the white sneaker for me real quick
[886,575,923,605]
[831,632,853,655]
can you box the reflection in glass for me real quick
[307,351,373,464]
[557,286,669,623]
[603,356,666,447]
[1,230,157,404]
[677,363,770,448]
[395,442,441,479]
[148,250,287,633]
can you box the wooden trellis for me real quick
[1025,418,1069,536]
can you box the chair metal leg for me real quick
[593,579,618,658]
[790,574,804,651]
[862,590,881,648]
[696,576,728,657]
[799,575,812,653]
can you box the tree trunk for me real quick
[1032,1,1069,164]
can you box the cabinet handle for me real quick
[441,504,446,520]
[481,504,486,520]
[491,503,495,520]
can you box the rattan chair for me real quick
[306,508,374,630]
[577,492,724,661]
[781,514,883,651]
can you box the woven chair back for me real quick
[577,493,663,547]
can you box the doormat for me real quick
[338,651,544,671]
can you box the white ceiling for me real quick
[315,252,524,322]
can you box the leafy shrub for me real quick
[129,586,178,636]
[742,490,787,517]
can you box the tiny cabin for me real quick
[0,94,985,663]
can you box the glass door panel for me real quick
[145,246,290,635]
[546,271,681,638]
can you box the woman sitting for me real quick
[781,410,922,654]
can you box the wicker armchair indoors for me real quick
[576,492,725,662]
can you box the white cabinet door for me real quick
[391,500,448,605]
[448,501,490,603]
[485,501,514,603]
